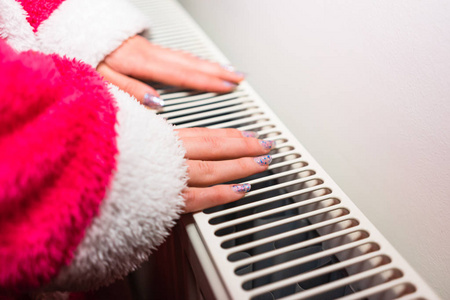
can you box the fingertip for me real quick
[213,185,248,203]
[221,64,246,82]
[241,131,259,138]
[143,93,164,111]
[221,64,235,72]
[234,71,246,80]
[254,155,273,167]
[222,80,238,90]
[183,184,249,213]
[259,140,276,151]
[231,183,251,194]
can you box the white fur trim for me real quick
[0,0,36,51]
[36,0,151,67]
[48,86,187,291]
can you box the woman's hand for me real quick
[177,128,275,213]
[97,35,245,109]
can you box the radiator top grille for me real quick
[132,0,439,299]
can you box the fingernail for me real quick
[232,183,251,193]
[242,131,259,138]
[259,140,276,150]
[221,64,246,78]
[143,93,165,111]
[234,71,246,78]
[221,64,235,72]
[254,155,272,166]
[223,81,238,89]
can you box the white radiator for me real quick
[130,0,440,299]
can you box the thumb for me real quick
[97,62,164,111]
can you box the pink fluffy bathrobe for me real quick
[0,0,187,296]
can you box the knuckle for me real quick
[236,158,250,171]
[189,191,197,204]
[184,189,198,212]
[201,136,221,151]
[175,70,191,87]
[122,80,137,94]
[197,161,215,177]
[211,186,229,204]
[243,138,255,152]
[195,75,216,91]
[96,62,107,73]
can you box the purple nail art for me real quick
[234,71,246,78]
[143,93,165,111]
[232,183,251,193]
[242,131,259,138]
[221,64,235,72]
[254,155,272,166]
[259,140,276,150]
[221,65,246,78]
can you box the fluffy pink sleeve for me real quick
[0,39,187,296]
[0,39,118,293]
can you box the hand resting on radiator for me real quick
[96,36,258,213]
[97,35,245,108]
[177,128,275,213]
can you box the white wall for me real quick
[178,0,450,297]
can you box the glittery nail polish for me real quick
[223,81,238,89]
[254,155,272,166]
[232,183,251,193]
[221,65,246,78]
[234,71,246,78]
[221,64,235,72]
[242,131,259,138]
[259,140,276,150]
[143,93,165,111]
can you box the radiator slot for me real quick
[223,219,360,256]
[176,111,265,128]
[167,106,261,126]
[341,282,417,300]
[163,95,250,112]
[207,184,331,220]
[242,243,383,291]
[250,255,391,299]
[219,208,349,249]
[205,186,332,216]
[236,123,276,133]
[214,198,340,236]
[208,117,271,130]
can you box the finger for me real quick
[104,36,243,93]
[187,156,272,187]
[97,62,164,110]
[121,39,245,84]
[176,127,258,139]
[189,60,245,84]
[183,184,251,213]
[153,48,245,84]
[182,136,276,160]
[138,61,239,93]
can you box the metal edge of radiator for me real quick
[180,215,231,300]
